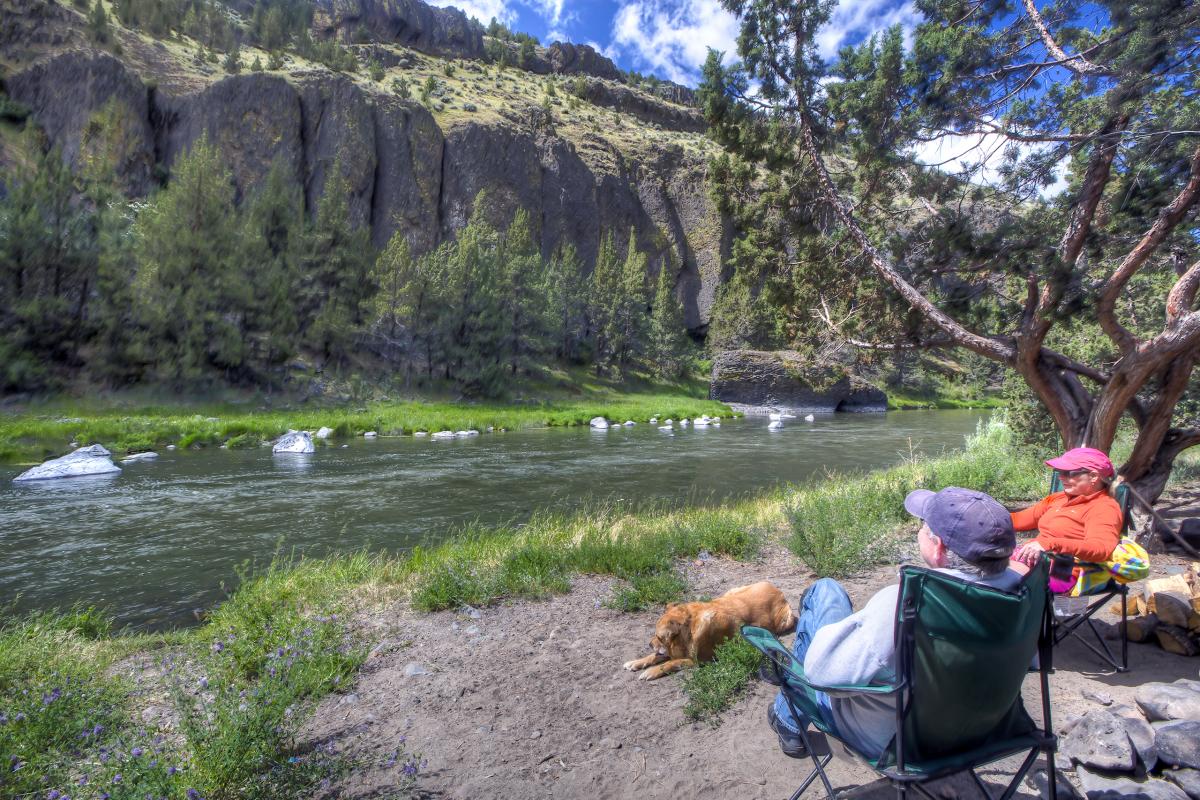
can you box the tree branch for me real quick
[1021,0,1110,76]
[792,96,1016,364]
[1167,257,1200,326]
[1097,143,1200,354]
[1122,357,1196,479]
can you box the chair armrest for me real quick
[740,625,899,695]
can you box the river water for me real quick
[0,410,986,630]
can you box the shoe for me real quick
[767,706,809,758]
[758,662,782,686]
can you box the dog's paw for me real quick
[622,659,641,671]
[638,668,663,681]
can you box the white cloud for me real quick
[523,0,565,26]
[912,130,1069,198]
[816,0,922,61]
[608,0,739,86]
[427,0,515,26]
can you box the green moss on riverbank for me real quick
[0,394,733,465]
[0,421,1045,798]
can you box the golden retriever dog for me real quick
[622,581,796,680]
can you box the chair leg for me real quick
[969,769,992,798]
[792,723,836,800]
[998,747,1042,800]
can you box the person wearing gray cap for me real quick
[766,486,1022,761]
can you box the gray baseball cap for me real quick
[904,487,1015,561]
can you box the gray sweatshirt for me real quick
[803,568,1022,759]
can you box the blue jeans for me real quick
[771,578,851,735]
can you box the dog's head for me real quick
[650,604,692,658]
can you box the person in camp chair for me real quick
[766,487,1022,760]
[1010,447,1122,568]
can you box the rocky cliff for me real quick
[1,0,729,329]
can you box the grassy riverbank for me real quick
[0,419,1048,798]
[0,394,733,465]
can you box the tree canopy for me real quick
[701,0,1200,504]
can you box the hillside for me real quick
[0,0,727,330]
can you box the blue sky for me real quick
[426,0,924,86]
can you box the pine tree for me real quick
[298,158,374,367]
[250,55,263,72]
[648,262,690,379]
[223,40,241,74]
[498,208,548,376]
[438,207,507,395]
[132,134,247,382]
[614,231,649,369]
[87,0,111,44]
[0,146,99,389]
[587,232,622,374]
[547,242,588,362]
[241,157,303,369]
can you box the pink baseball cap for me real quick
[1045,447,1114,477]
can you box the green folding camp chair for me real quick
[743,558,1055,800]
[1047,475,1132,672]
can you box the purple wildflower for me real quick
[92,724,104,736]
[167,766,177,776]
[211,642,223,653]
[198,677,208,690]
[131,748,143,758]
[78,775,88,785]
[15,712,26,722]
[112,774,122,784]
[402,761,418,777]
[48,790,61,799]
[186,789,203,799]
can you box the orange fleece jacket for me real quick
[1010,490,1122,563]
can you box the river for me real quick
[0,409,986,629]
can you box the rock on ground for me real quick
[13,444,121,482]
[1136,682,1200,722]
[272,431,315,454]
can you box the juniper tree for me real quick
[702,0,1200,507]
[615,232,650,369]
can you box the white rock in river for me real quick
[121,451,159,464]
[414,431,429,437]
[679,419,689,427]
[431,430,455,440]
[658,425,673,431]
[768,420,783,430]
[693,417,709,427]
[663,419,673,425]
[315,427,333,439]
[272,431,315,454]
[805,414,815,422]
[624,420,635,426]
[649,417,658,424]
[364,431,378,438]
[456,430,479,437]
[589,417,609,429]
[14,445,122,482]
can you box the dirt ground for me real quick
[301,499,1200,800]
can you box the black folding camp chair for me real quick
[1046,476,1132,672]
[743,558,1056,800]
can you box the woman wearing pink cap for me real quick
[1011,447,1123,566]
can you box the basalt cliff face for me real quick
[0,0,729,330]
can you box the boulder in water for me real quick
[121,452,159,464]
[623,420,635,426]
[364,431,378,438]
[768,420,783,430]
[589,417,609,429]
[272,431,315,454]
[14,445,122,482]
[315,427,334,439]
[431,430,455,440]
[805,414,815,422]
